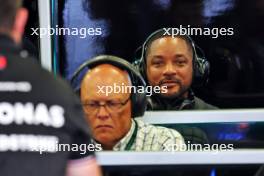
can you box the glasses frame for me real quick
[82,96,131,114]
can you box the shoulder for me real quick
[21,56,78,102]
[5,53,83,119]
[194,96,218,110]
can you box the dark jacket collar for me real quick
[0,34,21,54]
[147,90,195,110]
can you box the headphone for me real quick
[70,55,147,118]
[133,28,210,87]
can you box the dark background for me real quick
[23,0,39,59]
[59,0,264,109]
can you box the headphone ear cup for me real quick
[74,88,81,98]
[129,71,147,118]
[193,57,210,87]
[131,91,147,117]
[201,58,210,83]
[139,58,148,81]
[133,58,147,81]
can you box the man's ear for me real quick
[11,8,28,44]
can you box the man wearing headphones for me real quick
[0,0,101,175]
[134,28,217,110]
[75,55,185,151]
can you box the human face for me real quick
[80,64,132,150]
[146,36,193,99]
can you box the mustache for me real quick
[159,77,182,86]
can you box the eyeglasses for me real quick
[82,96,130,114]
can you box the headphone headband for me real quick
[70,55,147,117]
[71,55,146,86]
[139,28,197,63]
[134,28,210,87]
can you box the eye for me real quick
[107,101,123,110]
[174,59,187,66]
[152,60,164,67]
[86,102,99,108]
[107,101,120,108]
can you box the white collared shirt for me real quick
[95,119,185,151]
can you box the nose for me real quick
[97,105,110,121]
[163,62,176,76]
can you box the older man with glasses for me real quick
[79,58,185,151]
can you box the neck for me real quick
[0,29,21,45]
[101,143,115,150]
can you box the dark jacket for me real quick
[255,165,264,176]
[147,90,216,146]
[147,90,218,111]
[0,35,94,176]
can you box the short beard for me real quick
[158,84,190,100]
[156,77,190,100]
